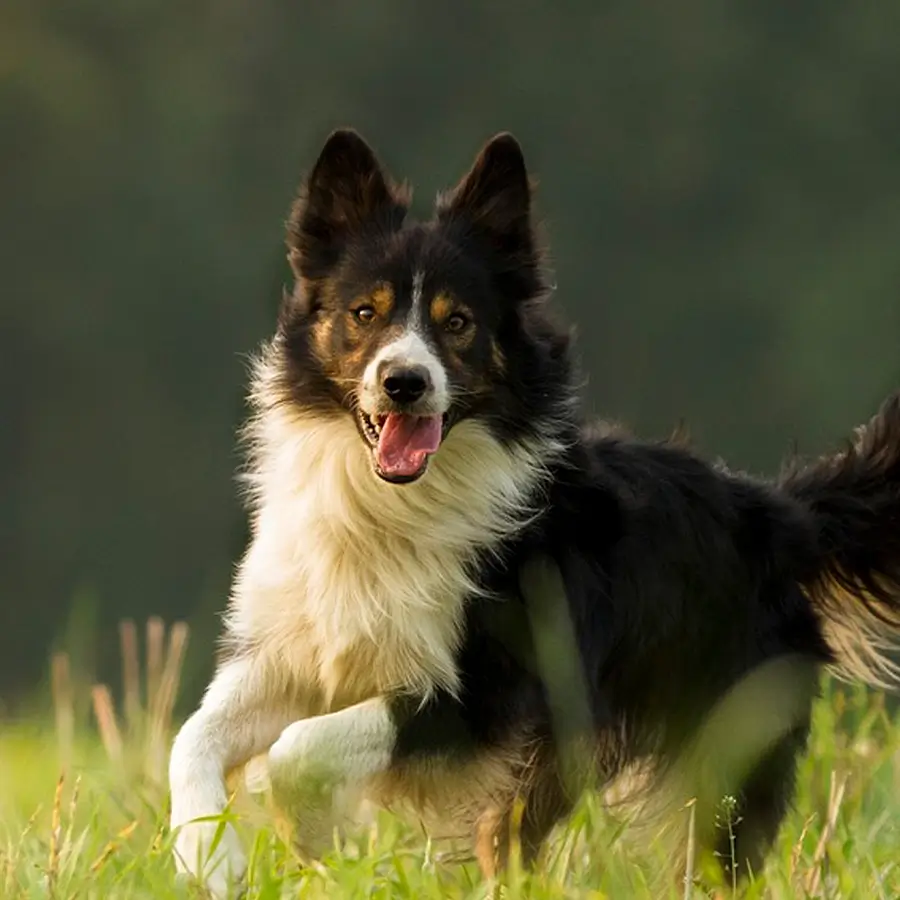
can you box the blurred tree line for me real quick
[2,0,899,709]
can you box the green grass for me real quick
[1,678,899,899]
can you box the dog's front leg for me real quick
[267,697,397,855]
[169,657,299,897]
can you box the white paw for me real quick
[173,819,247,899]
[269,718,343,786]
[268,700,393,787]
[266,703,394,855]
[268,719,346,854]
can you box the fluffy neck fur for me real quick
[225,352,565,705]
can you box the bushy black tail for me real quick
[780,392,900,688]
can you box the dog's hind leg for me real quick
[714,716,811,883]
[657,654,819,891]
[474,747,574,879]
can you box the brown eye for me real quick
[353,305,376,324]
[446,313,469,333]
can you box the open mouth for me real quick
[357,410,448,484]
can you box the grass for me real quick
[1,620,899,898]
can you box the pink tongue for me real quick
[376,414,443,478]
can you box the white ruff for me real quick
[226,351,563,707]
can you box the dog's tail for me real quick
[780,391,900,688]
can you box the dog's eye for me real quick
[353,306,377,324]
[446,313,469,333]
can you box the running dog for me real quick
[169,128,900,896]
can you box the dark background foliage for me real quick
[3,0,898,709]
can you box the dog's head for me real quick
[272,129,572,485]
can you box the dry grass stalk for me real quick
[91,684,124,765]
[145,616,165,715]
[62,773,82,860]
[118,619,141,731]
[804,769,848,896]
[89,820,138,874]
[153,621,190,734]
[789,812,816,888]
[508,795,525,875]
[3,846,14,897]
[50,652,74,767]
[682,798,697,900]
[47,773,64,895]
[146,620,190,783]
[51,616,190,788]
[5,804,42,896]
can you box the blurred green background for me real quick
[3,1,899,710]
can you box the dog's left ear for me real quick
[437,133,541,299]
[287,129,409,283]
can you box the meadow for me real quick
[1,618,898,899]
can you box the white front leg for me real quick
[267,697,396,855]
[169,658,298,898]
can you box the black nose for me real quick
[382,365,431,404]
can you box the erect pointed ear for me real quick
[437,132,535,259]
[286,129,410,282]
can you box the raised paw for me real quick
[268,700,393,790]
[266,700,395,855]
[268,717,344,790]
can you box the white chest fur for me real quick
[226,406,553,710]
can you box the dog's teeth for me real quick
[360,413,382,442]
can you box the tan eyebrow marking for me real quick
[431,294,475,326]
[370,284,395,317]
[430,293,454,322]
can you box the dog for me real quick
[168,128,900,896]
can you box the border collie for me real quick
[169,129,900,896]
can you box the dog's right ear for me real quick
[286,129,410,283]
